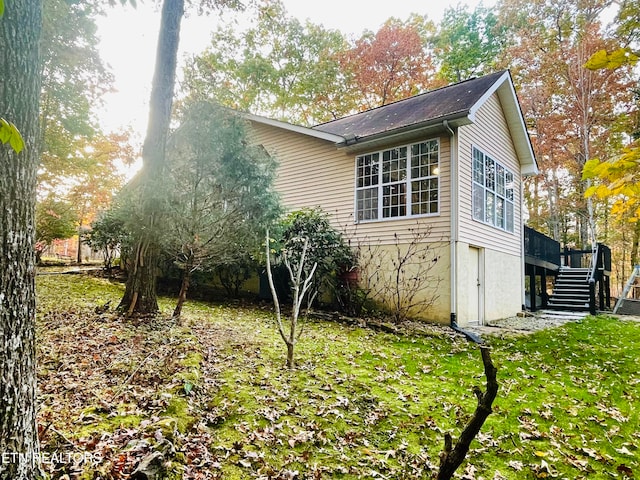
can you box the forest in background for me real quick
[38,0,639,291]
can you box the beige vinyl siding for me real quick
[457,93,522,257]
[250,122,452,247]
[250,122,354,229]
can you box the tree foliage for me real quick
[583,150,640,219]
[499,0,634,247]
[66,133,132,218]
[277,208,354,303]
[38,0,114,193]
[35,196,77,263]
[35,197,77,246]
[339,17,441,109]
[181,0,353,125]
[581,0,640,269]
[0,117,24,152]
[85,209,130,272]
[431,4,506,82]
[163,101,280,317]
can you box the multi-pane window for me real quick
[355,140,439,222]
[356,153,380,221]
[472,147,515,232]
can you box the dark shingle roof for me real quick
[312,70,507,139]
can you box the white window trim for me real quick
[354,139,441,224]
[471,145,516,233]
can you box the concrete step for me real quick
[537,310,590,320]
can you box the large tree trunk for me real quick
[0,1,44,479]
[118,0,184,315]
[121,239,161,315]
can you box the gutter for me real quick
[333,112,473,150]
[521,181,526,311]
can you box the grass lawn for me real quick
[36,274,639,479]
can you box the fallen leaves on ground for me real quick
[35,274,640,479]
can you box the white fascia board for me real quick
[469,71,538,176]
[467,71,511,122]
[243,112,346,144]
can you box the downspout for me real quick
[521,181,526,311]
[444,120,458,328]
[445,120,483,344]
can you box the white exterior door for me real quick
[469,246,484,325]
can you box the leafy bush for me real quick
[35,197,77,263]
[85,210,131,274]
[277,208,355,305]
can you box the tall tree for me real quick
[118,0,243,315]
[181,0,353,125]
[498,0,633,248]
[431,4,506,83]
[0,0,43,479]
[118,0,185,314]
[582,0,640,269]
[340,18,442,109]
[67,131,133,262]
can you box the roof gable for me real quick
[312,70,507,139]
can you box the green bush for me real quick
[278,208,355,306]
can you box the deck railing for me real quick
[524,226,611,313]
[524,226,561,267]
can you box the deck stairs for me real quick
[547,267,591,311]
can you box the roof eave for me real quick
[499,81,539,176]
[522,163,539,176]
[243,112,346,145]
[331,113,474,152]
[472,72,538,176]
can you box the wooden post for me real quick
[529,266,537,312]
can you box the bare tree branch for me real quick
[436,346,498,480]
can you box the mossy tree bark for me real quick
[0,0,44,478]
[118,0,184,315]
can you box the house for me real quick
[245,70,538,326]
